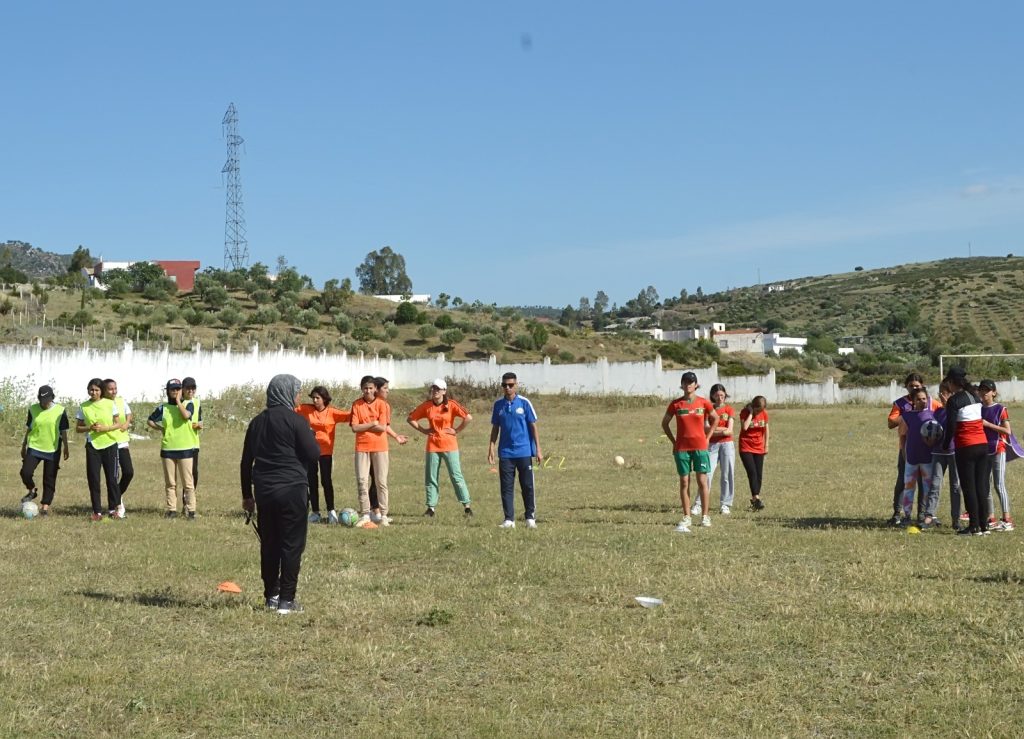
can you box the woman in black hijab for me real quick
[241,374,321,614]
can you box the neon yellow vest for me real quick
[110,396,130,445]
[28,402,64,454]
[161,404,194,452]
[80,398,118,450]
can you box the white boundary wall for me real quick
[5,339,1021,405]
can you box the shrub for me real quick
[352,326,375,342]
[440,329,464,347]
[557,350,575,363]
[477,334,503,353]
[434,314,454,329]
[252,307,281,326]
[297,309,320,331]
[383,322,400,340]
[417,324,437,340]
[395,302,419,325]
[512,334,535,351]
[333,313,353,336]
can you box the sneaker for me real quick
[164,511,177,519]
[265,595,280,610]
[525,518,538,529]
[499,520,515,529]
[308,512,321,524]
[424,507,436,517]
[379,515,391,527]
[690,502,703,516]
[186,511,196,521]
[90,512,103,522]
[752,498,765,511]
[327,510,339,525]
[354,515,372,528]
[1001,518,1015,532]
[40,506,49,516]
[720,505,731,516]
[117,503,126,518]
[21,489,38,504]
[463,506,473,517]
[701,515,712,528]
[110,507,126,520]
[674,521,692,533]
[959,512,971,523]
[277,600,303,615]
[956,526,975,536]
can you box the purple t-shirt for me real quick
[981,403,1006,455]
[933,407,954,454]
[904,408,936,465]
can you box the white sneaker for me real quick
[110,506,126,520]
[720,505,731,516]
[379,515,391,527]
[354,515,372,528]
[690,502,703,516]
[525,518,537,529]
[116,503,126,518]
[327,510,339,525]
[499,520,516,529]
[674,521,692,533]
[308,512,321,524]
[701,515,712,528]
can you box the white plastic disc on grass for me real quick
[634,596,663,608]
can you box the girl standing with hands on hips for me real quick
[407,378,474,518]
[739,396,769,511]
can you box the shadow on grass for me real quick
[782,516,894,531]
[569,503,679,514]
[75,587,244,609]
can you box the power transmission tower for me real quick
[222,102,249,270]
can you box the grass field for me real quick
[2,400,1024,737]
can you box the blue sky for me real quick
[2,2,1022,307]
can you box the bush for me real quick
[395,302,419,325]
[512,334,535,351]
[333,313,353,336]
[297,309,320,331]
[252,307,281,326]
[440,329,465,347]
[557,350,575,363]
[252,289,274,305]
[477,334,503,353]
[352,326,375,342]
[417,324,438,340]
[434,314,454,329]
[383,322,400,340]
[219,306,244,327]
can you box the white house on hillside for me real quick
[763,333,808,355]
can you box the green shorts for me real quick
[674,450,711,476]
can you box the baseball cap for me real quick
[979,379,997,392]
[166,378,183,390]
[37,385,55,401]
[680,371,698,386]
[430,378,447,390]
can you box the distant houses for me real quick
[610,320,811,356]
[89,259,201,292]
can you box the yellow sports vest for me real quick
[161,404,194,452]
[28,402,64,454]
[186,397,201,449]
[80,398,118,450]
[110,396,130,445]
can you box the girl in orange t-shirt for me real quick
[706,383,736,515]
[406,378,473,517]
[739,396,770,511]
[295,385,351,524]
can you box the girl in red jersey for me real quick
[739,396,769,511]
[941,367,991,535]
[706,383,736,515]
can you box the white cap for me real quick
[430,378,447,390]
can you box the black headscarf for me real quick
[266,374,301,409]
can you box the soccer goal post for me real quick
[939,353,1024,381]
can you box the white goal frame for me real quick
[939,353,1024,380]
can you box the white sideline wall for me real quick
[3,340,1017,405]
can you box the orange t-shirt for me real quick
[350,397,391,453]
[295,404,351,456]
[739,408,769,454]
[408,398,470,453]
[666,395,715,451]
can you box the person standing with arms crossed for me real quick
[739,395,770,511]
[181,377,203,492]
[350,375,407,527]
[488,373,542,529]
[147,379,196,519]
[102,378,134,518]
[20,385,70,515]
[662,371,718,533]
[77,378,122,521]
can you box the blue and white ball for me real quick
[340,508,359,527]
[921,419,944,445]
[22,501,40,519]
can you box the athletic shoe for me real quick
[752,498,765,511]
[110,507,126,520]
[499,520,515,529]
[720,506,731,516]
[40,506,49,516]
[956,527,975,536]
[308,512,321,524]
[21,489,38,504]
[164,511,177,519]
[265,595,280,610]
[463,506,473,517]
[1001,518,1015,532]
[354,515,372,528]
[186,511,196,521]
[525,518,538,529]
[379,515,391,527]
[90,512,103,522]
[117,503,126,518]
[959,512,971,523]
[424,507,436,517]
[674,521,692,533]
[701,515,712,528]
[277,600,303,615]
[327,510,339,525]
[690,502,703,516]
[887,513,903,526]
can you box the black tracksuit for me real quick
[241,405,321,602]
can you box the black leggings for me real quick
[955,444,991,531]
[117,447,134,496]
[86,444,120,513]
[740,452,765,496]
[307,455,334,512]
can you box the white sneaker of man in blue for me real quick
[499,520,515,529]
[525,519,537,529]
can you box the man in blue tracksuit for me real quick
[488,372,542,530]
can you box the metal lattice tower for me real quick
[222,102,249,270]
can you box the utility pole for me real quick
[222,103,249,270]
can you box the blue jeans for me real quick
[707,441,735,508]
[499,456,536,521]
